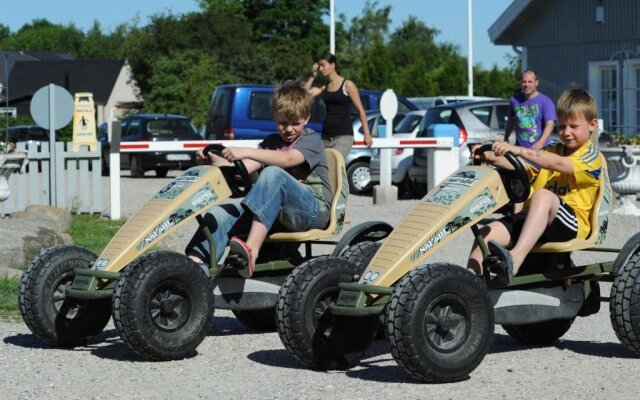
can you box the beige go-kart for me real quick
[18,145,393,360]
[276,143,640,382]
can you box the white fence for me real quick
[0,142,102,216]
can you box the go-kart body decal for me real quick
[596,166,612,245]
[426,170,489,205]
[137,183,218,251]
[332,168,349,235]
[154,168,205,200]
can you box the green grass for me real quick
[0,214,125,320]
[0,277,20,320]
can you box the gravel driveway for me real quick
[1,172,639,399]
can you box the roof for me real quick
[0,50,74,84]
[488,0,539,45]
[9,59,124,104]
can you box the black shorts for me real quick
[497,198,578,244]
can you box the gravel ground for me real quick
[2,171,640,399]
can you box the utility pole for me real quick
[467,0,474,96]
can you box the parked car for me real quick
[346,111,406,194]
[99,114,203,177]
[369,110,426,195]
[408,99,510,196]
[6,125,49,150]
[408,96,498,110]
[204,84,417,140]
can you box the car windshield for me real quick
[146,119,196,136]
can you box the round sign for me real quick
[379,89,398,123]
[30,85,74,130]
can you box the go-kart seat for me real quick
[266,148,347,242]
[532,164,611,253]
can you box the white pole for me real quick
[108,109,121,220]
[330,0,335,54]
[48,84,57,207]
[467,0,474,96]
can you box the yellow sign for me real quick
[72,92,97,152]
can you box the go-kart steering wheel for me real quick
[473,143,530,203]
[202,144,252,197]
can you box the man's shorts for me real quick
[497,197,578,244]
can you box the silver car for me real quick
[346,111,406,194]
[408,99,510,196]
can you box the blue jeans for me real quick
[185,166,329,263]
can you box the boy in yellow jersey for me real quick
[468,88,605,283]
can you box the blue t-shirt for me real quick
[509,92,556,148]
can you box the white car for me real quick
[345,111,406,194]
[369,110,426,195]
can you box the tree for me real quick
[144,50,238,126]
[2,19,84,54]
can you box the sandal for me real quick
[488,240,514,284]
[229,237,255,279]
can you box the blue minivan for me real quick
[205,84,417,140]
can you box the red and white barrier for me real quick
[109,137,456,219]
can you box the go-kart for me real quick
[275,143,640,383]
[18,145,392,360]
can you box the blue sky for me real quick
[2,0,515,68]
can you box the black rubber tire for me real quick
[502,318,574,345]
[346,161,372,194]
[386,263,494,383]
[340,241,386,339]
[276,256,379,369]
[112,251,214,360]
[339,241,380,273]
[130,155,145,178]
[18,244,112,347]
[232,308,276,332]
[155,168,169,178]
[610,250,640,353]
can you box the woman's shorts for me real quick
[322,135,354,161]
[497,198,578,244]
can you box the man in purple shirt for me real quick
[504,69,556,151]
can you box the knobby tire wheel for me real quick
[610,250,640,353]
[386,263,494,383]
[502,318,574,345]
[232,308,276,332]
[19,244,111,347]
[112,251,214,360]
[276,256,378,369]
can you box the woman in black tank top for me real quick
[304,52,372,160]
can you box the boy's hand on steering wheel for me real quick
[222,147,251,162]
[492,142,520,157]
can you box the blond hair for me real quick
[556,88,598,122]
[272,80,312,121]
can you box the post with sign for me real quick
[373,89,399,205]
[30,84,74,207]
[72,92,97,152]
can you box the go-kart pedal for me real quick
[485,240,514,285]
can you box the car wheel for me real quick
[130,155,145,178]
[346,161,372,194]
[155,168,169,178]
[386,263,494,383]
[276,256,379,369]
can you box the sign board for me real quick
[30,85,74,130]
[379,89,398,134]
[72,92,97,152]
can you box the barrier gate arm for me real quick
[110,137,455,219]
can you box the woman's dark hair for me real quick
[317,52,339,73]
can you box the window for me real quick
[249,92,273,120]
[469,106,492,127]
[589,60,620,133]
[496,105,510,130]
